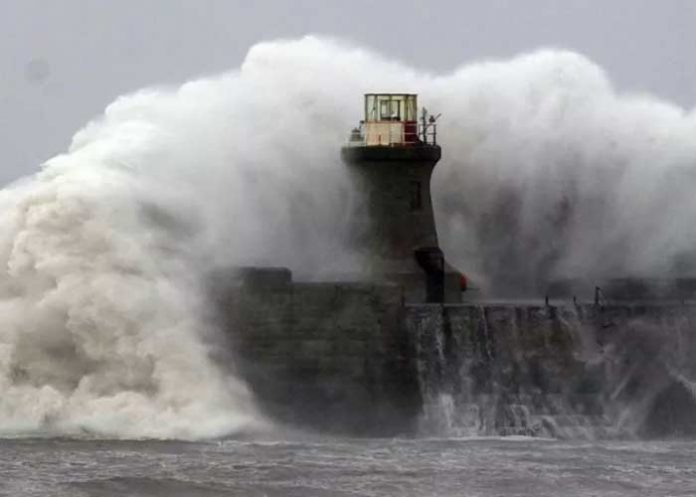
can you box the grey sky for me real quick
[2,0,696,185]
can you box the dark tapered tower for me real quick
[341,94,463,303]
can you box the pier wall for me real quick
[216,269,696,437]
[217,271,420,435]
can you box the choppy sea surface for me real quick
[1,437,695,496]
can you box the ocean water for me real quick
[2,437,695,497]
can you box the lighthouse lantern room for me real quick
[348,94,437,147]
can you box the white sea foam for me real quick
[1,36,694,438]
[427,51,696,294]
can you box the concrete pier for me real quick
[216,268,696,437]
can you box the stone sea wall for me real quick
[216,270,696,438]
[216,271,420,436]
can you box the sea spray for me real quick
[0,137,258,439]
[429,51,696,294]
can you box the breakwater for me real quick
[216,268,696,438]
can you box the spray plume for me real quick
[0,36,694,438]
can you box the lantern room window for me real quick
[365,94,417,123]
[362,94,419,146]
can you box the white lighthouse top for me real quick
[347,93,437,147]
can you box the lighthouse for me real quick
[341,93,463,303]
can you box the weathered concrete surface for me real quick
[217,270,420,436]
[216,270,696,438]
